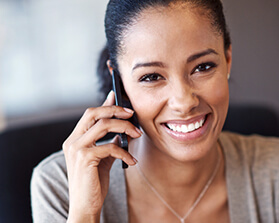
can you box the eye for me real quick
[139,73,164,82]
[192,62,217,74]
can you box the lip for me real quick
[162,114,211,141]
[164,114,206,126]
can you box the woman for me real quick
[31,0,279,222]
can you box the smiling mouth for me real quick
[165,115,207,134]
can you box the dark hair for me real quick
[97,0,231,97]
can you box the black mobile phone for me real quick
[112,70,129,169]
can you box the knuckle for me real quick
[75,147,90,160]
[107,143,125,159]
[62,139,73,152]
[97,118,109,126]
[67,144,78,155]
[107,105,117,109]
[110,143,127,156]
[84,107,96,116]
[107,143,118,151]
[63,140,80,155]
[109,105,122,115]
[62,141,68,151]
[125,120,134,128]
[123,122,135,134]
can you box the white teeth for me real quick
[176,126,181,132]
[181,125,188,132]
[166,118,205,133]
[188,123,195,132]
[199,119,203,126]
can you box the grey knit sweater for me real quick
[31,132,279,223]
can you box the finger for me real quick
[73,106,135,135]
[102,90,115,106]
[112,128,136,145]
[82,118,142,145]
[88,142,138,167]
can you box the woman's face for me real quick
[115,4,232,162]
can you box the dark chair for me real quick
[0,104,278,223]
[223,104,279,137]
[0,116,80,223]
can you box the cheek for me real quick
[124,84,165,128]
[203,76,229,118]
[131,90,162,121]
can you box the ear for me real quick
[106,60,114,76]
[225,45,232,75]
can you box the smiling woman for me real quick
[111,6,231,165]
[31,1,279,223]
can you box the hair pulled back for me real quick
[97,0,231,97]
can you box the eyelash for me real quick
[139,73,163,82]
[191,62,217,74]
[139,62,217,82]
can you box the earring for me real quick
[227,73,230,80]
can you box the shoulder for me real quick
[31,151,69,222]
[220,131,279,171]
[33,150,67,180]
[31,150,68,202]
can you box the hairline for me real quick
[116,2,226,64]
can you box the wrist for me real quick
[67,213,100,223]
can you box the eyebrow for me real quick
[132,61,165,71]
[187,48,218,63]
[131,48,218,71]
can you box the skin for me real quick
[117,4,231,161]
[64,99,141,223]
[113,4,232,222]
[64,2,232,223]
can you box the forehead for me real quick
[118,4,223,62]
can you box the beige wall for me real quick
[223,0,279,114]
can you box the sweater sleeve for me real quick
[30,151,69,223]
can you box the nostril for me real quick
[192,92,197,97]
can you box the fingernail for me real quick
[106,90,114,99]
[133,157,138,164]
[123,107,134,114]
[135,127,143,136]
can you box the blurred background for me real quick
[0,0,278,222]
[0,0,279,130]
[0,0,107,129]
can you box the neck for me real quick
[128,133,222,195]
[126,134,224,219]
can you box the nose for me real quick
[168,80,199,115]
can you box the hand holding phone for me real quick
[62,70,139,222]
